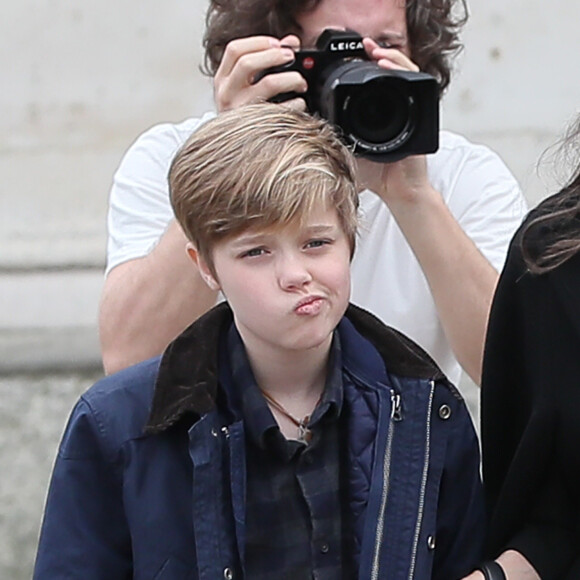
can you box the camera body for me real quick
[257,29,440,162]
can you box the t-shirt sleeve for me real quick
[105,116,211,275]
[432,135,529,272]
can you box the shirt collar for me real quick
[145,302,445,435]
[224,324,344,450]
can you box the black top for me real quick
[481,194,580,579]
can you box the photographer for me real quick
[100,0,527,388]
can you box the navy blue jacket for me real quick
[34,303,483,579]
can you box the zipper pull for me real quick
[391,391,402,421]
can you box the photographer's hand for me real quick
[356,37,498,386]
[358,35,430,203]
[214,35,307,112]
[362,37,419,71]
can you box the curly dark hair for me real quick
[520,115,580,274]
[202,0,468,92]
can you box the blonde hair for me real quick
[169,103,359,270]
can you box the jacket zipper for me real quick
[370,389,402,580]
[407,380,435,580]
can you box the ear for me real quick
[186,244,220,291]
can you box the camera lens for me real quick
[316,56,438,161]
[345,79,410,145]
[318,61,416,155]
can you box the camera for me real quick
[256,29,440,162]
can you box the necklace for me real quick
[260,390,322,443]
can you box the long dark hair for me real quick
[202,0,467,93]
[520,115,580,274]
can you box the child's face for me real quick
[199,204,352,359]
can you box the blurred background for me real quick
[1,0,579,577]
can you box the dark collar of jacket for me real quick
[145,302,446,434]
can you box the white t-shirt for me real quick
[106,115,527,384]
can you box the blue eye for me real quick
[306,239,330,249]
[241,248,266,258]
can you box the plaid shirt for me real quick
[224,324,349,580]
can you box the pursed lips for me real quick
[293,295,326,315]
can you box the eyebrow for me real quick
[229,233,270,250]
[303,224,338,234]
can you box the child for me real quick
[34,104,483,579]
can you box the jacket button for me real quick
[427,535,436,550]
[211,428,219,437]
[223,568,234,579]
[438,404,451,420]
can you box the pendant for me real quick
[297,420,312,443]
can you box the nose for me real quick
[276,253,312,290]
